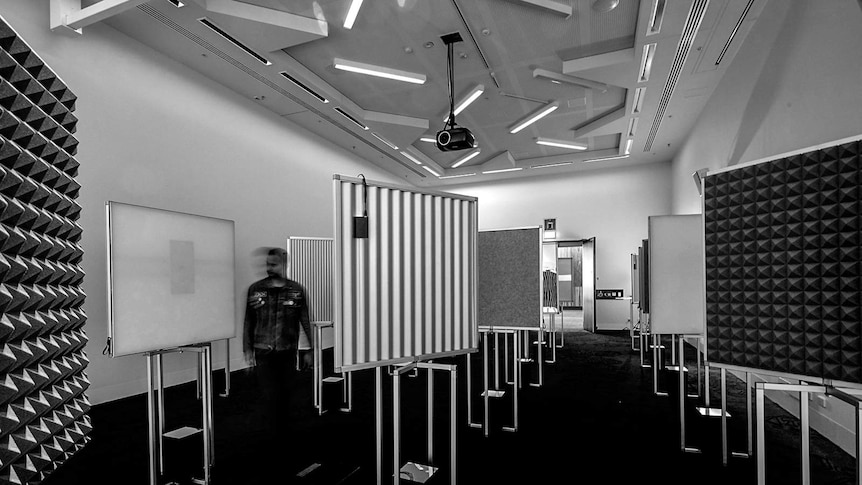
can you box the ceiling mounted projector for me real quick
[436,32,476,152]
[436,126,475,151]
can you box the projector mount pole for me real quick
[441,32,463,131]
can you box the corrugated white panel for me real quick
[333,175,478,371]
[288,237,334,349]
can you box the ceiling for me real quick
[61,0,766,187]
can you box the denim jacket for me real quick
[243,277,311,355]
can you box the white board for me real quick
[107,201,236,357]
[647,214,704,335]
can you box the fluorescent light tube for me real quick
[509,102,559,134]
[372,133,398,150]
[451,149,481,168]
[344,0,364,29]
[583,155,630,163]
[400,151,423,165]
[334,58,426,84]
[536,138,587,150]
[444,84,485,121]
[420,137,436,143]
[624,139,633,155]
[421,166,440,177]
[531,161,573,169]
[439,173,477,179]
[638,43,656,83]
[482,167,524,174]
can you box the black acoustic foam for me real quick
[705,140,861,383]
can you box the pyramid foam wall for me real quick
[0,18,89,485]
[704,140,861,383]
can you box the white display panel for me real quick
[333,175,479,371]
[289,236,335,349]
[647,214,704,335]
[106,201,236,357]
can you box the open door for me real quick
[582,238,596,332]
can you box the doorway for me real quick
[541,238,597,332]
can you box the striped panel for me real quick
[333,176,478,371]
[288,237,334,349]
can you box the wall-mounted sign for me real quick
[596,289,624,299]
[543,218,556,240]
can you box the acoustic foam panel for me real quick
[647,214,705,335]
[333,175,478,372]
[478,227,542,328]
[704,139,861,383]
[0,17,89,485]
[288,237,335,349]
[106,202,236,357]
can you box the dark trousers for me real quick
[253,348,297,436]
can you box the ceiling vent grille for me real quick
[643,0,709,152]
[136,4,425,177]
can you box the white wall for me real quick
[670,0,862,456]
[672,0,862,214]
[448,162,672,330]
[0,1,400,404]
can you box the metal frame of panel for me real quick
[333,175,478,372]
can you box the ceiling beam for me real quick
[51,0,150,33]
[571,106,625,139]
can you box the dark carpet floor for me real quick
[42,330,855,485]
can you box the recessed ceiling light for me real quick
[439,173,477,179]
[531,161,573,169]
[372,133,398,150]
[624,139,633,155]
[638,43,657,83]
[583,155,630,163]
[536,138,587,150]
[592,0,620,13]
[198,18,271,66]
[482,167,524,174]
[400,151,423,164]
[166,0,184,7]
[647,0,667,36]
[421,166,440,177]
[509,102,559,134]
[279,71,328,104]
[333,58,426,84]
[419,136,436,143]
[452,149,481,168]
[632,87,646,113]
[333,107,368,130]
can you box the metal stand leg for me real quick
[202,345,213,483]
[393,370,402,485]
[504,333,512,385]
[747,372,753,457]
[467,350,480,428]
[483,335,490,437]
[376,367,383,485]
[449,368,457,485]
[427,368,433,465]
[721,367,728,466]
[801,382,810,485]
[156,353,165,474]
[756,383,766,485]
[494,332,500,390]
[146,353,159,485]
[503,331,519,433]
[219,338,230,397]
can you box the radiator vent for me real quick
[643,0,709,152]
